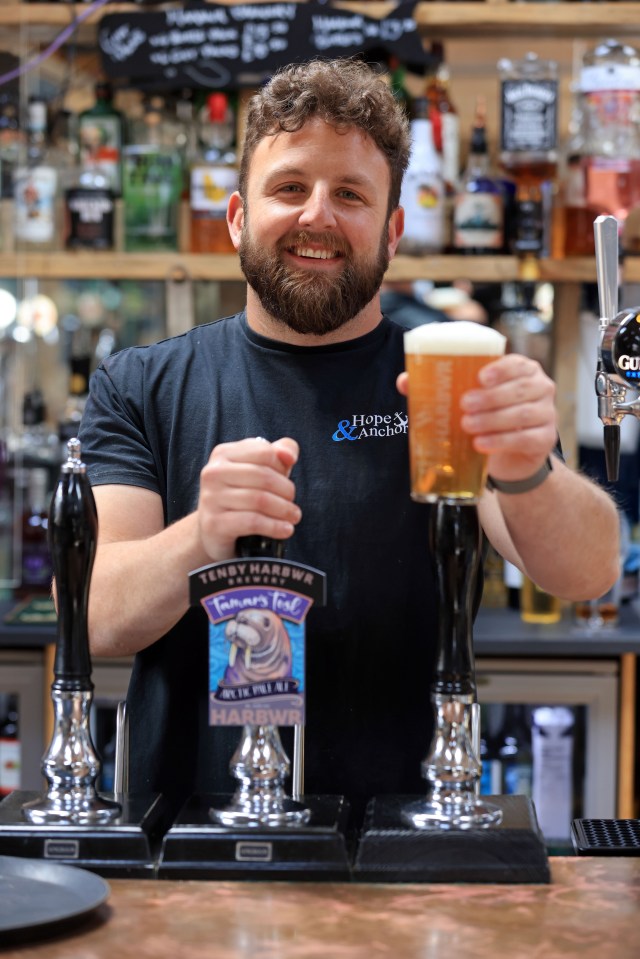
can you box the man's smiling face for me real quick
[231,117,403,338]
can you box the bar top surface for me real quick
[2,857,640,958]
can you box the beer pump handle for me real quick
[49,438,97,689]
[594,215,619,327]
[236,535,285,560]
[235,453,300,798]
[236,440,287,560]
[235,531,304,802]
[430,502,480,698]
[594,215,621,481]
[603,425,621,483]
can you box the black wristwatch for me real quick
[486,456,553,494]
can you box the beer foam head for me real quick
[404,321,506,356]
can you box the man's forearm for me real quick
[88,512,209,657]
[496,460,620,601]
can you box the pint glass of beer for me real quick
[404,321,506,503]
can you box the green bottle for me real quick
[122,96,184,252]
[78,81,123,195]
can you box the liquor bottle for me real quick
[190,93,238,254]
[531,706,575,841]
[481,542,508,609]
[398,97,445,255]
[78,81,123,196]
[497,704,533,797]
[50,108,79,188]
[21,389,59,470]
[425,42,460,201]
[175,88,200,199]
[65,165,115,250]
[453,96,505,254]
[122,97,184,252]
[503,560,522,612]
[13,97,59,251]
[493,282,553,374]
[388,55,412,119]
[566,40,640,256]
[58,327,92,453]
[0,695,20,797]
[498,52,559,257]
[0,97,24,200]
[17,466,52,597]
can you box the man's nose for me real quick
[298,185,337,230]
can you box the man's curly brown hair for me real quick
[238,58,411,217]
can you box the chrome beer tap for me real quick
[594,214,640,481]
[22,439,121,825]
[403,501,502,830]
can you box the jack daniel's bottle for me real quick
[498,52,558,257]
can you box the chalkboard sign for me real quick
[98,1,432,90]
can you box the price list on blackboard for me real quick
[98,1,431,89]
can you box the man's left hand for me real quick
[397,354,557,485]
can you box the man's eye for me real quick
[280,184,303,194]
[339,190,362,201]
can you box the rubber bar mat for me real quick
[572,819,640,856]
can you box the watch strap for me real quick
[486,456,553,494]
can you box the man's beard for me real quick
[239,223,390,337]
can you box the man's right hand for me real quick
[197,437,302,561]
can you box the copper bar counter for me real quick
[4,858,640,958]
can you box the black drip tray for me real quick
[572,819,640,856]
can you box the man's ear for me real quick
[387,206,404,259]
[227,192,244,250]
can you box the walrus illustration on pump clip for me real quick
[222,608,293,687]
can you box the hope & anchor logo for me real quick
[332,411,408,442]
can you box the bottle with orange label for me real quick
[190,93,238,254]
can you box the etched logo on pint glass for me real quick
[404,321,506,503]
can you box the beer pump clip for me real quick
[157,535,352,880]
[594,214,640,481]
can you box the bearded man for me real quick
[78,59,619,822]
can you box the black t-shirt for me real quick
[79,311,446,820]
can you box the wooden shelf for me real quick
[1,2,639,38]
[411,2,640,38]
[1,1,635,285]
[0,251,612,283]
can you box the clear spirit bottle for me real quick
[13,98,59,251]
[398,96,445,254]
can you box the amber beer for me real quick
[404,321,506,502]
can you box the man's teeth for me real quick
[292,247,335,259]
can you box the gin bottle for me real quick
[123,97,184,252]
